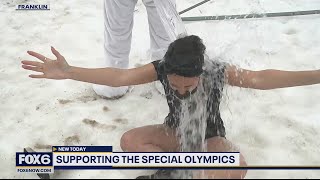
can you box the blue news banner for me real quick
[16,146,240,173]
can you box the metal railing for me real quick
[178,0,320,21]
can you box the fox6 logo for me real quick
[16,153,53,166]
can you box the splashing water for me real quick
[157,57,227,179]
[174,83,209,179]
[177,82,208,153]
[152,2,229,178]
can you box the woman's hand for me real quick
[21,47,71,79]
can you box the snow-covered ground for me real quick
[1,0,320,178]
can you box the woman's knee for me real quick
[120,126,153,151]
[205,137,248,178]
[120,130,137,152]
[216,153,248,179]
[120,125,178,152]
[199,156,247,179]
[238,154,248,178]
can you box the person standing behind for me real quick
[93,0,180,99]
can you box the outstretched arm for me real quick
[226,65,320,90]
[21,47,157,87]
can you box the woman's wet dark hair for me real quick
[163,35,206,77]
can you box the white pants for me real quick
[104,0,176,68]
[94,0,178,97]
